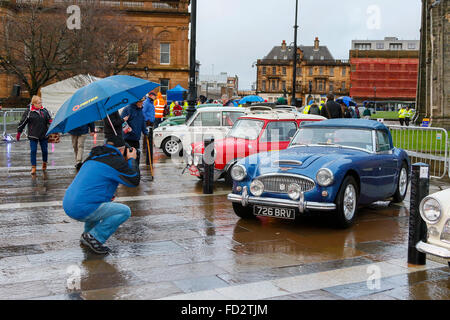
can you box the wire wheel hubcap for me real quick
[343,184,356,220]
[399,167,407,196]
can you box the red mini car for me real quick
[185,108,326,183]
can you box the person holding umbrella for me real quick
[69,122,95,171]
[16,95,52,175]
[121,97,148,164]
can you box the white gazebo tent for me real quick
[41,74,102,115]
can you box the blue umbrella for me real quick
[239,95,264,104]
[47,75,160,135]
[336,96,357,107]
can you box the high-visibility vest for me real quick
[398,108,406,119]
[169,102,176,117]
[155,98,165,118]
[405,109,414,118]
[303,105,311,114]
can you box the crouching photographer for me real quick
[63,135,140,255]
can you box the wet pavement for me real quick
[0,134,449,300]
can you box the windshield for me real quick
[227,119,264,140]
[291,127,374,152]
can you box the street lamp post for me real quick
[186,0,197,121]
[291,0,299,106]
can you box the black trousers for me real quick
[404,117,410,126]
[399,118,405,126]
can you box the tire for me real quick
[162,137,183,157]
[335,176,359,228]
[392,163,408,203]
[232,202,255,219]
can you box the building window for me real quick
[408,43,416,49]
[160,79,169,95]
[274,56,277,60]
[389,43,402,50]
[309,67,313,76]
[341,81,346,90]
[355,43,371,50]
[262,67,266,75]
[329,82,334,93]
[342,67,346,76]
[282,67,286,75]
[272,80,276,91]
[262,80,266,91]
[128,43,139,64]
[160,43,170,64]
[310,56,313,60]
[282,81,286,91]
[272,67,276,75]
[376,43,384,49]
[330,67,334,76]
[318,81,324,91]
[320,56,324,60]
[296,68,301,76]
[319,67,323,75]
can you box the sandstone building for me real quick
[256,38,350,105]
[0,0,191,100]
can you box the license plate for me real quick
[253,205,295,220]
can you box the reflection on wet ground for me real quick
[0,134,449,300]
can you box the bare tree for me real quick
[0,2,152,97]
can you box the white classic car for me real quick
[153,106,246,157]
[416,188,450,267]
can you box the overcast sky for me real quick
[195,0,422,90]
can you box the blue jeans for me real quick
[30,139,48,166]
[80,202,131,244]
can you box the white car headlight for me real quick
[316,168,334,187]
[250,180,264,197]
[230,165,247,181]
[288,183,301,200]
[420,197,442,224]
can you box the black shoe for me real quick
[80,232,110,255]
[75,163,82,171]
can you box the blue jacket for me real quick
[63,144,140,220]
[142,97,155,123]
[121,103,148,141]
[68,122,95,136]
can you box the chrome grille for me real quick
[256,174,315,193]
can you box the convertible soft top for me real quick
[301,119,388,131]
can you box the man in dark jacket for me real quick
[69,122,95,170]
[121,98,148,164]
[320,93,343,119]
[63,135,140,254]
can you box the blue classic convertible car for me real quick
[227,119,410,228]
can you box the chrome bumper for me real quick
[416,241,450,259]
[227,187,336,213]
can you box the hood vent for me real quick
[274,160,303,166]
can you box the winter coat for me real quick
[63,144,140,220]
[320,101,343,119]
[143,97,155,123]
[120,103,148,141]
[17,105,52,140]
[69,122,95,136]
[103,111,124,141]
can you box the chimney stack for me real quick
[314,37,319,50]
[281,40,287,51]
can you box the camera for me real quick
[123,143,140,160]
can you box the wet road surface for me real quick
[0,134,449,300]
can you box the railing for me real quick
[387,124,448,179]
[1,109,27,141]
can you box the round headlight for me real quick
[230,165,247,181]
[250,180,264,197]
[420,197,441,224]
[316,168,334,187]
[288,183,302,200]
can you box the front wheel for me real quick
[335,176,358,228]
[392,163,408,203]
[162,137,183,157]
[232,203,255,219]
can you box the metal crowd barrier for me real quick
[387,124,448,179]
[1,109,27,141]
